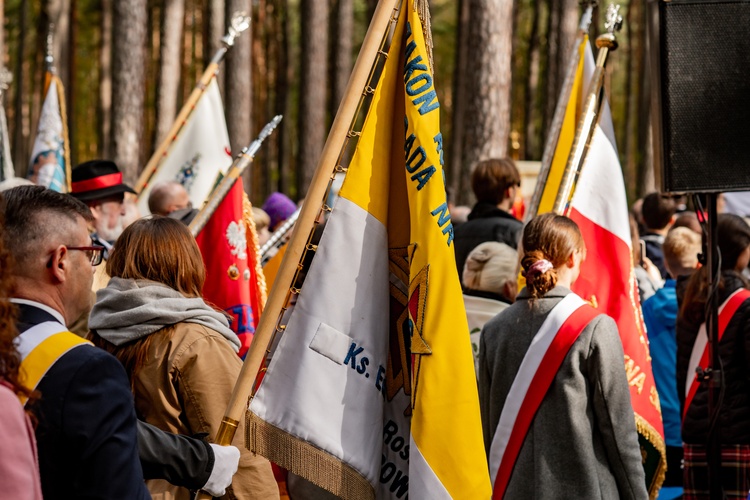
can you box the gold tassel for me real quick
[413,0,434,74]
[243,193,269,310]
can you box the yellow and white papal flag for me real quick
[246,2,491,498]
[137,78,232,215]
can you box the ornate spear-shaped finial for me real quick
[45,23,56,73]
[604,4,623,34]
[596,3,623,50]
[222,12,251,48]
[0,68,13,93]
[578,1,597,31]
[245,115,283,157]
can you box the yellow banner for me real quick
[341,2,491,496]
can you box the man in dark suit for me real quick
[2,186,239,499]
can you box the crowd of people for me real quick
[1,155,750,499]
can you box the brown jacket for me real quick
[131,322,278,500]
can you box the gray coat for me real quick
[478,286,648,499]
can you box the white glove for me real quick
[202,444,241,497]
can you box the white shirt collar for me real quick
[10,298,66,326]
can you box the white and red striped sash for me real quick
[683,288,750,419]
[489,293,599,498]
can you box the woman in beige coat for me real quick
[89,217,278,500]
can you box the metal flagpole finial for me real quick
[596,3,623,50]
[578,1,597,31]
[245,115,283,158]
[222,12,251,48]
[0,68,13,92]
[45,23,56,72]
[605,4,623,34]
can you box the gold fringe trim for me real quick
[54,75,72,193]
[243,193,268,310]
[246,412,375,500]
[413,0,434,74]
[635,413,667,500]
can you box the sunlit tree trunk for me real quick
[297,0,329,197]
[99,0,112,158]
[225,0,252,156]
[156,0,185,144]
[449,0,470,203]
[544,0,577,136]
[330,0,353,114]
[461,0,514,197]
[112,0,148,182]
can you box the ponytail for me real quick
[520,213,584,300]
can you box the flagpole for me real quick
[45,23,72,192]
[193,1,402,497]
[526,3,594,221]
[188,115,282,237]
[552,4,623,215]
[259,207,300,265]
[134,12,250,196]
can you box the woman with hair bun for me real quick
[478,213,647,499]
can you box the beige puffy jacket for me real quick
[131,322,279,500]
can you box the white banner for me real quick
[137,78,232,215]
[28,78,67,192]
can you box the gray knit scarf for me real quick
[89,277,240,352]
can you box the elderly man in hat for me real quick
[70,160,136,257]
[69,160,137,292]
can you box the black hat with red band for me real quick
[70,160,137,202]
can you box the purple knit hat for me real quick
[262,192,297,230]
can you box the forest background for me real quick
[1,0,654,206]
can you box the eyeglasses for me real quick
[67,245,105,266]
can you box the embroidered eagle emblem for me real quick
[386,245,431,417]
[225,221,247,260]
[176,153,201,191]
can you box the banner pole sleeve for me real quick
[552,6,623,215]
[526,3,593,221]
[193,2,402,497]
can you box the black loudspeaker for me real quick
[649,0,750,193]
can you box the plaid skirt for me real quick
[683,443,750,499]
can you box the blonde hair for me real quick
[463,242,517,294]
[663,226,701,277]
[252,207,271,232]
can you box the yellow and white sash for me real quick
[16,321,92,405]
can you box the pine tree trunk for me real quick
[156,0,185,144]
[67,0,77,166]
[449,0,470,203]
[276,0,291,196]
[297,0,329,197]
[207,0,226,93]
[112,0,148,183]
[12,0,27,175]
[544,0,577,135]
[461,0,514,197]
[99,0,113,159]
[331,0,353,114]
[225,0,252,155]
[524,0,542,159]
